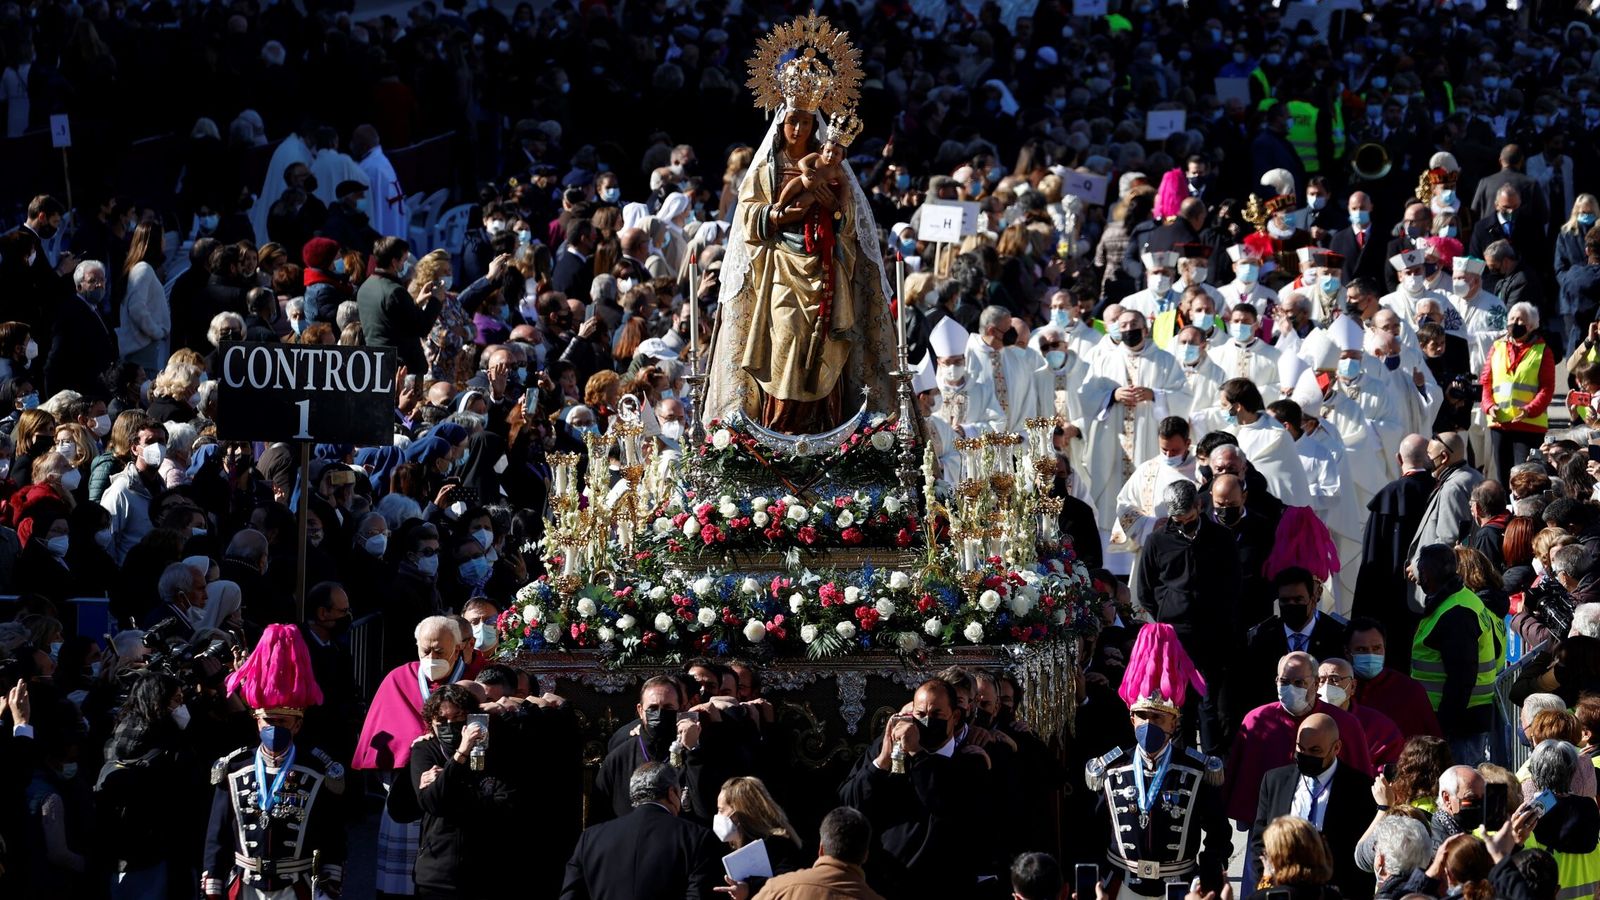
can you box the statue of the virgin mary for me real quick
[704,13,898,436]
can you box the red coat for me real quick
[1224,698,1373,822]
[1352,701,1405,769]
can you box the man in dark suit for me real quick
[1354,434,1437,671]
[1148,197,1207,254]
[43,259,119,397]
[1248,713,1377,899]
[1240,567,1349,712]
[561,761,722,900]
[1383,201,1432,293]
[1470,144,1549,230]
[1469,184,1545,304]
[550,219,599,302]
[1329,191,1387,285]
[1208,473,1278,629]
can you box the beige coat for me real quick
[753,857,885,900]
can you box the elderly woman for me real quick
[1519,710,1597,800]
[1521,739,1600,891]
[145,361,201,424]
[159,421,197,488]
[418,249,476,383]
[1257,816,1339,899]
[1480,301,1554,483]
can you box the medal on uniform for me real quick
[1131,745,1172,831]
[255,746,296,821]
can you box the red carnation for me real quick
[798,526,818,545]
[834,495,851,508]
[819,583,841,606]
[896,528,914,548]
[841,527,864,545]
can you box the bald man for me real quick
[1406,431,1485,606]
[1353,433,1439,671]
[1248,711,1378,899]
[1209,473,1278,628]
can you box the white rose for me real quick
[741,577,761,595]
[616,614,637,631]
[811,504,827,519]
[521,603,544,624]
[1009,589,1036,617]
[963,621,986,643]
[720,494,734,506]
[711,429,733,450]
[782,494,801,506]
[719,501,739,519]
[844,586,862,604]
[875,598,896,618]
[697,607,717,627]
[649,586,667,601]
[978,589,1002,612]
[789,592,807,614]
[654,612,673,632]
[836,509,855,528]
[652,517,672,534]
[1020,570,1042,586]
[753,511,770,527]
[800,624,819,644]
[836,621,857,640]
[752,496,770,512]
[742,618,767,642]
[924,617,944,637]
[888,571,911,591]
[597,626,616,642]
[544,623,563,643]
[683,518,701,537]
[576,597,597,617]
[693,576,715,598]
[883,494,903,514]
[786,505,808,523]
[897,632,922,651]
[870,430,895,451]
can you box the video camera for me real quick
[142,618,233,687]
[1522,578,1575,640]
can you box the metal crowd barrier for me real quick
[348,611,385,702]
[1494,639,1549,774]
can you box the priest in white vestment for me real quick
[965,305,1040,435]
[1111,416,1198,582]
[928,318,1004,438]
[1217,243,1279,314]
[1169,325,1229,434]
[1083,309,1188,533]
[1211,303,1282,398]
[1120,250,1181,320]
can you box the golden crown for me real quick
[825,106,865,147]
[747,12,863,118]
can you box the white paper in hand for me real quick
[722,838,774,882]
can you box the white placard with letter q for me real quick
[917,203,966,244]
[1061,171,1109,206]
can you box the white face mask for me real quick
[420,656,453,682]
[172,703,192,730]
[1149,274,1173,295]
[660,420,683,441]
[1403,274,1426,295]
[472,622,498,651]
[142,442,165,466]
[92,414,111,437]
[712,812,738,842]
[937,363,966,385]
[60,469,81,492]
[1278,683,1312,715]
[1317,683,1348,708]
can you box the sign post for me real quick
[49,114,72,216]
[213,342,399,621]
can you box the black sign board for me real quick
[213,342,397,445]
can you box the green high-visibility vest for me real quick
[1411,586,1503,712]
[1286,100,1320,174]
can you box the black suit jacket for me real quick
[44,293,118,397]
[1240,614,1349,712]
[551,247,594,302]
[1329,226,1386,286]
[1248,762,1376,900]
[560,802,722,900]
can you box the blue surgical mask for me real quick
[1237,263,1260,283]
[439,275,455,291]
[1581,213,1597,228]
[1179,343,1201,365]
[198,214,219,232]
[364,534,388,558]
[458,557,491,584]
[332,257,346,275]
[1349,209,1371,227]
[20,392,38,410]
[895,172,912,191]
[1351,653,1383,679]
[1229,323,1253,343]
[1191,312,1212,332]
[1051,309,1074,330]
[516,366,528,382]
[1337,357,1361,379]
[415,553,439,577]
[1045,350,1067,369]
[601,187,621,203]
[291,317,308,335]
[1320,275,1341,296]
[1162,452,1187,468]
[1106,323,1122,343]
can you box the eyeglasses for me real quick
[1317,674,1351,685]
[414,548,440,557]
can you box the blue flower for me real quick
[713,640,730,655]
[859,636,872,649]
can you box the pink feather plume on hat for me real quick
[1117,622,1206,712]
[226,623,324,711]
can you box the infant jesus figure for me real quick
[773,107,864,225]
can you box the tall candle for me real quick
[688,263,700,365]
[895,256,906,360]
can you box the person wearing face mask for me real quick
[1422,765,1489,853]
[1219,245,1279,318]
[963,305,1040,435]
[842,677,990,897]
[1514,740,1600,893]
[297,581,360,765]
[1248,713,1378,900]
[1329,191,1387,286]
[1110,416,1198,565]
[1045,288,1102,359]
[1122,251,1182,320]
[1480,301,1553,484]
[1403,431,1485,599]
[1084,309,1187,536]
[1444,257,1507,379]
[203,624,345,900]
[397,682,518,900]
[1084,623,1230,900]
[708,776,806,898]
[592,675,717,825]
[100,670,202,897]
[1409,543,1505,765]
[442,532,495,611]
[1030,325,1087,442]
[566,761,724,900]
[1382,248,1450,325]
[1226,651,1374,828]
[1241,566,1349,710]
[925,318,1004,439]
[1317,656,1405,770]
[1555,195,1600,281]
[1346,617,1443,740]
[1211,303,1282,395]
[43,259,119,399]
[1153,284,1221,353]
[98,423,167,565]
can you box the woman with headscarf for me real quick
[622,202,651,231]
[455,430,506,503]
[354,445,403,497]
[655,192,692,274]
[401,436,453,506]
[636,216,674,279]
[676,220,729,286]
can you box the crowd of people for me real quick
[6,0,1600,898]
